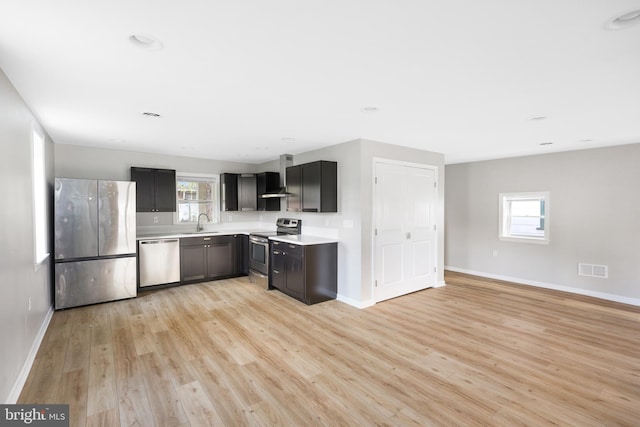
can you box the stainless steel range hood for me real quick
[261,154,293,198]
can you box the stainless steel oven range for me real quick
[249,218,301,288]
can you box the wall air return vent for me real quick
[578,263,608,279]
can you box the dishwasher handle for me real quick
[140,239,179,245]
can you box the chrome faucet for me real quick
[197,213,210,232]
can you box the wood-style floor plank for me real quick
[18,272,640,426]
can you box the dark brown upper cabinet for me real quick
[130,167,176,212]
[221,173,258,211]
[286,161,337,213]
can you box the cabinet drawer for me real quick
[180,235,232,246]
[181,236,215,246]
[285,243,303,256]
[271,240,303,255]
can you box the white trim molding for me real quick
[337,294,375,309]
[6,306,54,404]
[445,266,640,307]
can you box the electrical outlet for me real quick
[28,297,32,311]
[153,216,159,224]
[492,250,498,257]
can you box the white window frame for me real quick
[499,191,550,244]
[32,125,49,267]
[173,172,221,224]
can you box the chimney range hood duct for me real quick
[261,154,293,198]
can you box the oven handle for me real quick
[249,236,269,244]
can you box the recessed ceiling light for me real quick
[529,116,547,121]
[142,112,160,117]
[605,9,640,30]
[281,137,296,142]
[361,107,379,113]
[539,142,553,146]
[577,139,593,143]
[129,34,164,50]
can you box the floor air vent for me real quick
[578,263,608,278]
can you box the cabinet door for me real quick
[319,161,338,212]
[286,165,302,212]
[154,169,177,212]
[180,245,206,281]
[206,239,234,278]
[285,247,305,300]
[270,242,285,290]
[302,162,322,212]
[232,234,247,275]
[131,167,155,212]
[303,161,337,213]
[238,174,257,211]
[220,173,238,211]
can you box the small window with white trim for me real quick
[175,173,220,224]
[499,192,549,244]
[32,125,49,266]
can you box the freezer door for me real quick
[54,178,98,259]
[99,180,137,256]
[54,257,137,309]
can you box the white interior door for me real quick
[374,161,437,302]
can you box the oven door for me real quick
[249,236,269,275]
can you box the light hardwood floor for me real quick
[19,271,640,426]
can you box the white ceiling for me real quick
[1,0,639,164]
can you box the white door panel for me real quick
[382,244,403,285]
[412,241,432,277]
[374,161,437,302]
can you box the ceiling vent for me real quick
[605,9,640,30]
[129,34,164,50]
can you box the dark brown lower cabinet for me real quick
[270,240,337,305]
[180,234,246,282]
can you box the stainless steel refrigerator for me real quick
[54,178,137,309]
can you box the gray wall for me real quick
[277,138,445,306]
[445,144,640,303]
[0,69,54,402]
[55,138,445,307]
[54,143,261,181]
[54,144,269,227]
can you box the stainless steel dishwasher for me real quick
[138,239,180,287]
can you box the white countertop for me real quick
[137,230,338,245]
[269,234,338,245]
[136,229,266,240]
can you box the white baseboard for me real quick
[337,294,375,309]
[6,306,54,404]
[337,280,446,308]
[445,266,640,307]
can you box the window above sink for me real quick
[175,173,220,225]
